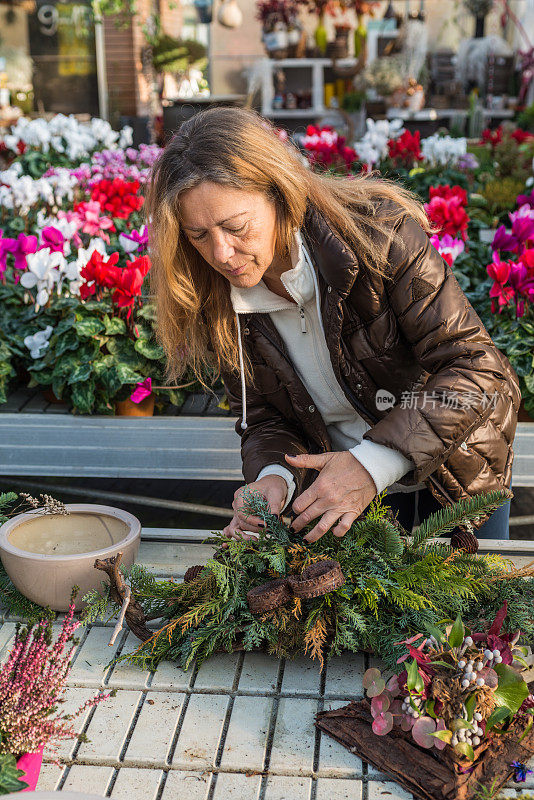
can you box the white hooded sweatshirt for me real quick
[229,228,426,510]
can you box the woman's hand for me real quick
[221,474,288,540]
[285,451,377,543]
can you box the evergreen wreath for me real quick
[83,487,534,673]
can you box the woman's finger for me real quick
[303,511,344,543]
[235,511,265,531]
[291,483,320,516]
[331,512,358,538]
[291,498,331,532]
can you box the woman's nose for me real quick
[212,231,235,264]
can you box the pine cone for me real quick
[450,530,479,554]
[184,564,205,583]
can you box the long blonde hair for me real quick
[146,106,430,383]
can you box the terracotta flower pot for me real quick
[115,393,155,416]
[42,388,64,405]
[16,746,44,792]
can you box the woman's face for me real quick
[180,181,282,288]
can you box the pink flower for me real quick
[73,200,115,242]
[57,210,83,248]
[0,598,109,758]
[510,205,534,248]
[430,233,465,266]
[40,226,66,254]
[130,377,152,403]
[0,234,17,278]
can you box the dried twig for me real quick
[93,552,153,642]
[108,586,131,647]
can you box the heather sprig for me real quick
[0,598,109,759]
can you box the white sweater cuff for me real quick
[256,464,296,512]
[349,439,414,495]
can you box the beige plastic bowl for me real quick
[0,504,141,611]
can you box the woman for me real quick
[147,107,521,543]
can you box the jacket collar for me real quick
[301,203,359,297]
[229,202,360,314]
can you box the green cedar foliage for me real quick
[83,488,534,672]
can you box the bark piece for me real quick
[450,530,479,554]
[184,564,205,583]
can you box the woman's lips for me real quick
[225,263,248,275]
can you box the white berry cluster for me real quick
[401,694,422,718]
[457,636,502,690]
[451,710,484,747]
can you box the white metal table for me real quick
[2,529,532,800]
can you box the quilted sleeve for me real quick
[361,211,521,484]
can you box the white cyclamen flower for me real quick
[24,325,53,359]
[20,248,65,308]
[118,125,134,148]
[75,237,108,269]
[421,134,467,166]
[356,118,405,165]
[118,232,141,253]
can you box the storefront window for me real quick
[0,0,98,116]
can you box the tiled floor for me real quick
[2,536,534,800]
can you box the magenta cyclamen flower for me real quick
[12,233,39,274]
[517,189,534,209]
[119,225,148,254]
[0,600,109,759]
[492,225,518,253]
[0,234,17,278]
[510,206,534,248]
[429,233,465,265]
[130,376,152,403]
[40,226,66,254]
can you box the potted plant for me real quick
[256,0,295,58]
[0,593,110,792]
[363,55,404,108]
[23,247,186,415]
[341,90,367,139]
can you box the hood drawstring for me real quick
[235,312,248,431]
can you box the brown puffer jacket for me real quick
[222,199,521,529]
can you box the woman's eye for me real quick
[190,224,246,242]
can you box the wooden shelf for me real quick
[269,108,324,117]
